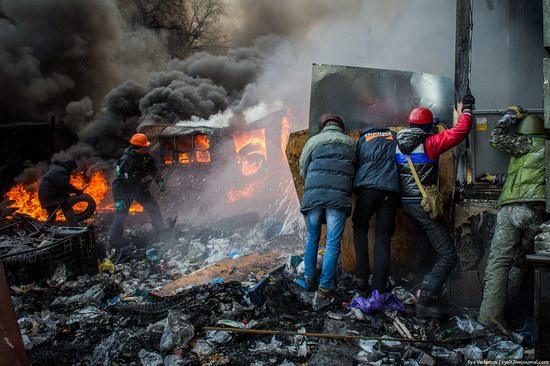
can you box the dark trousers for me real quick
[46,203,78,226]
[402,202,458,299]
[352,188,398,292]
[108,190,164,247]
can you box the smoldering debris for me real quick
[3,217,534,365]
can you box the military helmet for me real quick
[516,114,545,135]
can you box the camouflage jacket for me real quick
[490,114,545,207]
[489,114,532,156]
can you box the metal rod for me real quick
[203,326,431,343]
[31,204,62,236]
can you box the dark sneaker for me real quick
[357,278,371,294]
[313,288,334,311]
[305,277,318,292]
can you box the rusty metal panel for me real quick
[0,262,28,366]
[309,64,454,135]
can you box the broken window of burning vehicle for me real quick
[151,126,213,166]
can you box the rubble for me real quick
[0,218,537,365]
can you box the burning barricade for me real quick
[4,170,143,223]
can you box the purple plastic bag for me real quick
[350,290,406,314]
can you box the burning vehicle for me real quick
[138,109,294,222]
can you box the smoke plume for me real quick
[0,0,168,122]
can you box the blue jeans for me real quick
[304,207,347,290]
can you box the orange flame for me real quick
[232,129,267,176]
[179,153,191,164]
[195,150,211,163]
[5,170,143,221]
[194,134,210,150]
[162,153,174,165]
[226,178,267,203]
[194,134,211,163]
[281,115,291,161]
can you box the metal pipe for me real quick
[203,326,429,343]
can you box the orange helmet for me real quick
[407,108,434,125]
[130,133,150,147]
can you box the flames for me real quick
[227,113,292,203]
[281,115,290,161]
[4,112,294,217]
[5,170,143,222]
[232,129,268,177]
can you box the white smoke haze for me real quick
[222,0,456,131]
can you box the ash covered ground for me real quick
[2,213,534,366]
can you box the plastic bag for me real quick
[452,316,484,335]
[138,349,163,366]
[485,341,523,360]
[349,290,405,314]
[455,344,483,361]
[159,311,195,351]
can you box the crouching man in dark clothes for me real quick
[38,160,82,226]
[108,133,165,254]
[395,95,474,318]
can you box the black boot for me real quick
[305,277,319,292]
[357,278,371,295]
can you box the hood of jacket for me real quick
[396,128,432,154]
[321,122,345,134]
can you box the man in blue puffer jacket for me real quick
[299,115,356,306]
[353,126,400,294]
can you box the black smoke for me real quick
[0,0,168,123]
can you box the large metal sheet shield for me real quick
[309,64,454,135]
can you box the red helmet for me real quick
[321,115,345,130]
[407,108,434,125]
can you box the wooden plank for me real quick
[152,250,288,297]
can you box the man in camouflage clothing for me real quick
[478,106,547,326]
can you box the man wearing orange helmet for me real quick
[108,133,165,256]
[395,94,474,318]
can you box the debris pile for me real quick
[2,218,535,365]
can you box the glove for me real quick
[158,181,165,192]
[477,172,497,184]
[505,105,527,120]
[462,94,475,111]
[115,200,126,212]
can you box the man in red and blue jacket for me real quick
[395,94,474,318]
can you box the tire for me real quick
[66,194,97,222]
